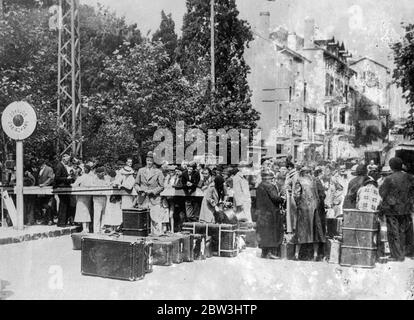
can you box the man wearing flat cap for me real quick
[134,151,166,235]
[256,171,284,259]
[379,157,414,261]
[232,161,252,222]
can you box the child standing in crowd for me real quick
[118,158,136,210]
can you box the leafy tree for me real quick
[85,41,201,164]
[176,0,260,131]
[392,23,414,139]
[152,10,178,63]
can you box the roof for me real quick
[350,57,390,71]
[274,43,312,63]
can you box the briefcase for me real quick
[148,234,183,264]
[81,235,146,281]
[122,208,151,237]
[193,233,206,260]
[150,239,174,266]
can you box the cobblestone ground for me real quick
[0,236,413,300]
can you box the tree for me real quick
[176,0,260,131]
[152,10,178,63]
[392,23,414,140]
[0,2,144,163]
[85,41,201,163]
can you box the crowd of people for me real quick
[1,151,414,263]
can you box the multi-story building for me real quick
[247,13,358,162]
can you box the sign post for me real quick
[1,101,37,230]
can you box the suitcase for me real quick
[236,229,257,248]
[116,235,154,273]
[238,221,256,230]
[122,208,151,237]
[340,246,376,268]
[279,242,295,260]
[178,232,195,262]
[325,239,341,264]
[182,222,238,257]
[205,235,213,258]
[71,232,90,250]
[81,236,146,281]
[343,209,379,229]
[326,218,343,238]
[341,210,378,268]
[193,233,206,260]
[148,235,183,264]
[150,239,174,266]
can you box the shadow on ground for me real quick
[0,280,13,300]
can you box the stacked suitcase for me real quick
[122,208,151,237]
[340,209,379,268]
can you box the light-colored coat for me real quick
[232,171,252,222]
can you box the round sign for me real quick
[1,101,37,140]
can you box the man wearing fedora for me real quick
[343,164,369,210]
[134,151,166,235]
[379,157,414,261]
[256,171,284,259]
[233,161,252,222]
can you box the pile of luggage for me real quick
[71,208,259,281]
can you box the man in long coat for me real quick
[256,171,285,259]
[134,151,165,235]
[379,157,414,261]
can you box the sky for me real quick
[80,0,414,67]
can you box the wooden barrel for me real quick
[340,209,379,268]
[122,208,150,237]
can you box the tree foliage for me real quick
[176,0,260,131]
[152,10,178,63]
[392,23,414,139]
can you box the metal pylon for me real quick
[57,0,82,158]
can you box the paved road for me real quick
[0,236,413,300]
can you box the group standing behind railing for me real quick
[1,152,413,262]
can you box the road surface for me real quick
[0,236,413,300]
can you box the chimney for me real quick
[304,17,315,48]
[287,32,297,50]
[259,11,270,39]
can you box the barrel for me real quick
[122,208,151,237]
[340,209,379,268]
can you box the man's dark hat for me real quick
[352,164,367,176]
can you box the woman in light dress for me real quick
[72,165,94,233]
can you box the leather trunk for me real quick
[122,208,151,237]
[182,222,238,257]
[340,246,376,268]
[148,235,183,264]
[81,235,146,281]
[150,239,174,266]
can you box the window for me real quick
[325,73,330,96]
[304,82,307,104]
[340,108,346,124]
[276,144,283,155]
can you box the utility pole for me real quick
[210,0,215,95]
